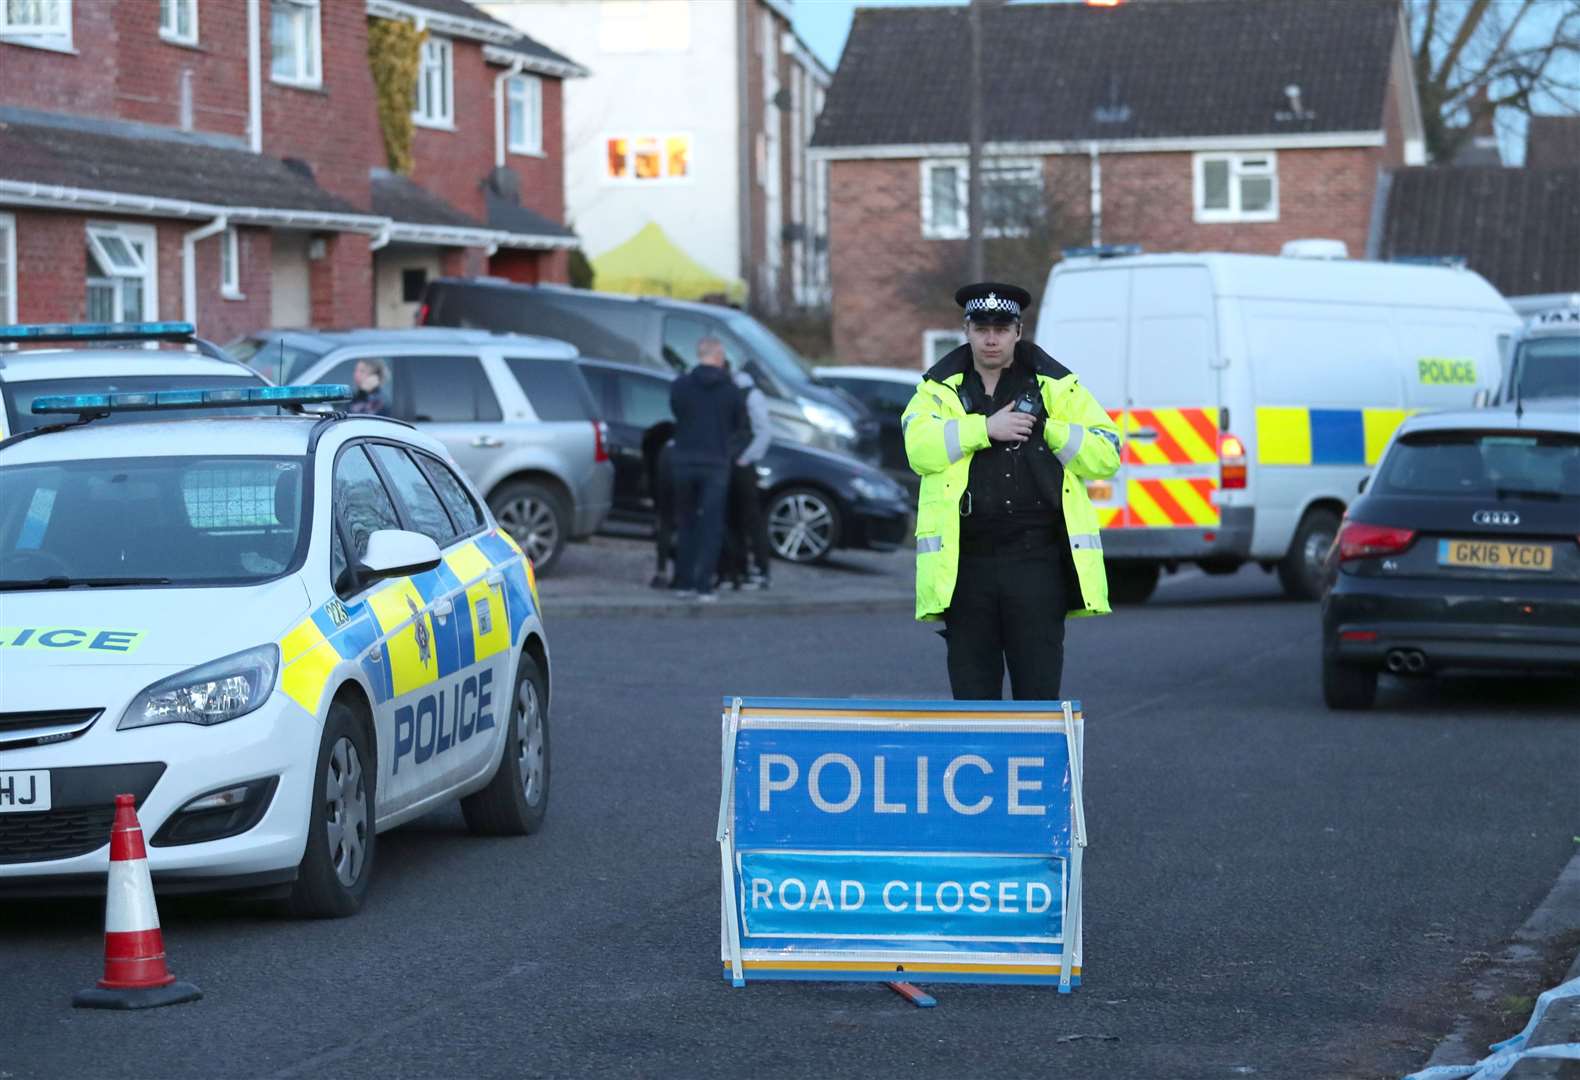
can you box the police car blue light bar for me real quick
[0,321,198,344]
[31,384,352,415]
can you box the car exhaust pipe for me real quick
[1385,649,1408,673]
[1404,650,1428,674]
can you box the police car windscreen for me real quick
[1514,338,1580,401]
[2,376,275,435]
[1374,431,1580,500]
[0,456,308,587]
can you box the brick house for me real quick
[810,0,1428,368]
[485,0,831,317]
[0,0,582,339]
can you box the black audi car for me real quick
[575,359,912,563]
[1321,405,1580,710]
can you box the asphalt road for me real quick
[3,567,1577,1080]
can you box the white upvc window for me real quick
[85,223,158,324]
[159,0,197,45]
[506,74,542,155]
[1193,151,1278,223]
[1,0,73,51]
[220,227,242,299]
[923,329,967,367]
[920,159,1043,240]
[270,0,320,87]
[414,36,453,128]
[0,212,17,325]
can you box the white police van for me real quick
[0,325,551,915]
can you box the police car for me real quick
[0,342,550,915]
[0,321,271,439]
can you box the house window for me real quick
[0,0,72,49]
[0,212,16,325]
[605,134,690,182]
[1194,152,1278,223]
[414,36,453,127]
[923,329,967,367]
[270,0,320,86]
[507,74,542,155]
[220,227,242,299]
[85,223,158,324]
[159,0,197,45]
[920,159,1043,240]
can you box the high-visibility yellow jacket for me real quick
[903,342,1123,621]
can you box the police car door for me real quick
[363,443,510,798]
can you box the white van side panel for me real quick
[1035,266,1129,407]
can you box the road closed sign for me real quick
[717,697,1087,991]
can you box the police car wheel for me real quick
[767,486,841,563]
[1279,508,1340,602]
[461,652,549,836]
[288,702,376,918]
[490,481,568,576]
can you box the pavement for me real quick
[538,526,917,618]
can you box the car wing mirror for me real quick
[359,529,442,580]
[1357,475,1369,494]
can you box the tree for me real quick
[1408,0,1580,163]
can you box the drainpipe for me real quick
[183,215,229,329]
[369,220,392,252]
[1088,141,1102,247]
[494,57,526,169]
[247,0,261,153]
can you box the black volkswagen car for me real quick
[575,359,911,563]
[1321,406,1580,710]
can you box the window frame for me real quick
[329,439,407,598]
[220,226,243,300]
[1192,151,1279,224]
[412,450,486,543]
[413,35,454,130]
[0,0,73,52]
[0,211,16,326]
[506,73,543,156]
[85,222,159,324]
[159,0,198,46]
[366,441,458,547]
[919,158,1043,240]
[269,0,321,89]
[922,329,967,368]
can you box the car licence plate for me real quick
[1437,539,1554,572]
[0,770,51,812]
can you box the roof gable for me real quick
[813,0,1399,150]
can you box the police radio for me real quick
[1007,389,1042,450]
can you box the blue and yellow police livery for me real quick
[0,358,551,915]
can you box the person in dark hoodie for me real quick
[668,336,747,602]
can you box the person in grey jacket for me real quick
[730,369,774,588]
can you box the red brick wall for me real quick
[13,212,88,325]
[409,45,567,229]
[113,0,251,139]
[0,5,118,117]
[190,226,274,342]
[829,146,1384,366]
[262,3,378,211]
[309,232,374,329]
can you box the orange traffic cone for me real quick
[72,794,202,1010]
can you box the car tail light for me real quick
[592,420,609,463]
[1336,521,1416,562]
[1219,433,1247,489]
[415,302,429,325]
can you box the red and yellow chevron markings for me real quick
[1102,407,1221,528]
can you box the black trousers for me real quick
[672,463,730,593]
[942,547,1068,700]
[728,463,773,577]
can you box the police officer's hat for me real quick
[955,282,1032,324]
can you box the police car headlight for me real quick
[119,644,279,730]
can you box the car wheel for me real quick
[767,486,842,564]
[288,701,375,918]
[1107,563,1160,605]
[490,481,568,575]
[461,653,550,836]
[1279,508,1341,601]
[1322,651,1378,710]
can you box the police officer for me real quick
[902,282,1122,700]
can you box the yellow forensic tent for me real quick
[591,222,747,304]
